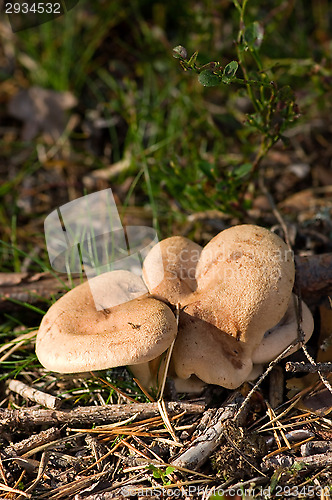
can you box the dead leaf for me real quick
[8,86,77,141]
[302,387,332,415]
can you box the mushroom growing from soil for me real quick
[36,225,314,393]
[36,270,177,376]
[169,225,314,389]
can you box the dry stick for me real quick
[8,379,62,410]
[258,177,292,248]
[0,331,36,362]
[0,271,80,312]
[2,427,61,458]
[286,362,332,373]
[171,392,245,471]
[0,457,7,486]
[262,452,332,470]
[0,484,30,498]
[40,470,110,500]
[0,401,205,431]
[301,441,332,457]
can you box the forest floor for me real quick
[0,1,331,498]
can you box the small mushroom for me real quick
[36,270,177,375]
[143,236,202,305]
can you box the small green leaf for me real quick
[244,21,264,49]
[165,466,175,475]
[234,162,252,179]
[222,61,238,83]
[173,45,187,59]
[291,461,306,471]
[198,160,216,180]
[198,69,221,87]
[270,470,281,493]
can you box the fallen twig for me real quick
[2,427,61,457]
[262,452,332,470]
[0,271,81,312]
[8,379,62,409]
[286,362,332,373]
[17,451,49,500]
[301,343,332,395]
[171,392,245,470]
[0,401,205,430]
[236,340,299,419]
[301,441,332,456]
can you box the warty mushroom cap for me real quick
[172,224,297,388]
[36,270,177,374]
[143,235,202,306]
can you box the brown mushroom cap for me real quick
[36,270,177,373]
[143,236,202,305]
[252,294,314,364]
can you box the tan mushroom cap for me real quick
[252,294,314,364]
[191,224,295,345]
[172,310,254,389]
[171,225,297,388]
[143,236,202,305]
[36,270,177,374]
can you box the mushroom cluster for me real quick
[36,225,314,392]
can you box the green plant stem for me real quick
[233,0,262,112]
[237,131,280,205]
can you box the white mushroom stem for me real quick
[252,294,314,364]
[128,355,166,393]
